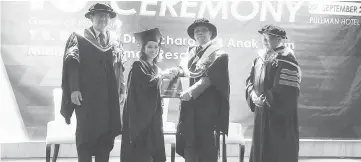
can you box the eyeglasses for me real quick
[260,34,280,43]
[92,12,111,19]
[194,28,209,33]
[261,34,270,41]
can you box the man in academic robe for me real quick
[60,3,126,162]
[245,25,301,162]
[172,18,230,162]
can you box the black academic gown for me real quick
[121,60,166,162]
[176,44,230,161]
[246,46,300,162]
[60,28,123,154]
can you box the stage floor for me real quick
[2,157,361,162]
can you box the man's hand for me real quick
[71,91,82,105]
[180,91,192,101]
[251,92,265,107]
[161,68,178,80]
[119,94,126,105]
[168,67,179,76]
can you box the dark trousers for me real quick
[184,131,218,162]
[77,132,115,162]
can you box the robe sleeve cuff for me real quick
[67,59,80,92]
[177,66,186,77]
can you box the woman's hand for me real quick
[161,68,179,79]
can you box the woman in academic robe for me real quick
[121,28,174,162]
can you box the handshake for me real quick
[160,67,179,80]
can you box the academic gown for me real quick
[176,44,230,161]
[121,60,166,162]
[245,46,300,162]
[60,28,124,154]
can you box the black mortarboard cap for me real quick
[133,28,163,45]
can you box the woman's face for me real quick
[143,41,160,60]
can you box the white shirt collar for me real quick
[200,40,212,49]
[92,26,107,38]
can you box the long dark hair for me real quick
[139,40,162,66]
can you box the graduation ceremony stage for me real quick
[2,1,361,162]
[1,139,361,161]
[1,157,361,162]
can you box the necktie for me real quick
[196,46,203,55]
[99,33,106,47]
[190,46,203,71]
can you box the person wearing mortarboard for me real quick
[166,18,230,162]
[121,28,175,162]
[60,3,126,162]
[245,24,301,162]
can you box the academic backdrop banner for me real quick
[1,1,361,141]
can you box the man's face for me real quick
[261,33,282,50]
[90,11,111,32]
[194,25,212,45]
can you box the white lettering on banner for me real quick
[123,50,188,60]
[180,1,198,18]
[140,0,157,16]
[29,29,39,41]
[260,1,283,22]
[30,1,86,12]
[110,1,136,15]
[123,34,197,46]
[27,46,63,56]
[124,50,140,58]
[198,1,228,19]
[123,34,136,44]
[164,36,196,46]
[30,1,304,22]
[164,52,172,59]
[159,1,179,17]
[29,29,72,42]
[227,39,258,48]
[231,1,259,21]
[28,17,62,26]
[159,51,187,60]
[30,1,45,10]
[309,1,361,16]
[29,29,53,41]
[309,16,360,25]
[284,43,295,50]
[287,1,303,22]
[340,18,360,25]
[51,1,87,13]
[116,1,304,22]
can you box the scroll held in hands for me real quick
[160,77,189,98]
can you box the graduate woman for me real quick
[121,28,175,162]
